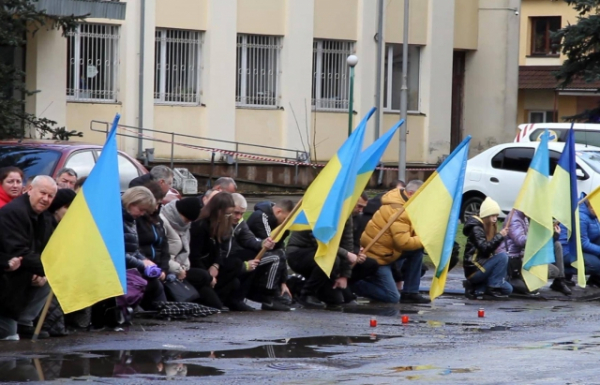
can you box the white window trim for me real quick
[382,44,421,114]
[67,23,120,103]
[528,110,554,123]
[312,39,355,112]
[236,34,282,109]
[154,29,203,106]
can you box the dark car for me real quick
[0,140,148,192]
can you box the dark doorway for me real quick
[451,51,466,151]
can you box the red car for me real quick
[0,140,148,192]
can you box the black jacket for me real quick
[136,209,170,273]
[246,201,288,249]
[128,173,154,188]
[353,194,384,253]
[0,194,54,319]
[463,216,505,278]
[122,207,147,271]
[287,217,354,278]
[189,219,224,269]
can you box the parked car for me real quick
[515,122,600,148]
[0,140,147,192]
[461,141,600,222]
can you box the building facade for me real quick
[518,0,600,126]
[24,0,519,167]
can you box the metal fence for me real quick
[311,39,354,110]
[236,34,282,107]
[154,29,202,104]
[67,23,120,102]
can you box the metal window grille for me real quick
[236,34,282,107]
[383,44,421,112]
[67,24,119,102]
[311,40,354,110]
[154,29,202,104]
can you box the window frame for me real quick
[491,147,535,173]
[528,110,555,123]
[154,28,203,105]
[383,44,421,113]
[311,39,355,111]
[530,16,561,57]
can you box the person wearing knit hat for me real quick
[48,188,77,225]
[462,196,512,299]
[176,197,201,222]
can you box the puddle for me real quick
[521,339,600,351]
[331,306,428,317]
[393,365,479,376]
[0,335,400,382]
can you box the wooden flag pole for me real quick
[361,207,405,255]
[33,358,45,381]
[255,198,303,261]
[32,290,54,341]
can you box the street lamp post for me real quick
[347,54,358,137]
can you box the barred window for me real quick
[154,29,202,104]
[67,24,119,102]
[311,40,354,110]
[383,44,421,112]
[236,34,282,107]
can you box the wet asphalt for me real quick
[1,272,600,384]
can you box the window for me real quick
[311,40,354,110]
[383,44,420,112]
[65,151,96,178]
[117,154,141,192]
[491,147,534,172]
[154,29,202,104]
[0,146,61,179]
[236,34,282,107]
[531,17,561,56]
[529,111,555,123]
[67,24,120,102]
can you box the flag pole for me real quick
[255,198,303,261]
[32,290,54,341]
[362,207,405,255]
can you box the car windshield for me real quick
[0,146,61,178]
[577,151,600,174]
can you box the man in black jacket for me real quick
[225,194,290,311]
[246,200,295,250]
[0,176,57,340]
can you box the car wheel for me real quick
[461,195,484,223]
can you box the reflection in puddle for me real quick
[0,335,400,382]
[393,365,479,377]
[331,306,429,317]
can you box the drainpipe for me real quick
[137,0,145,159]
[374,0,385,141]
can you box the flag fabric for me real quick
[404,136,471,300]
[42,114,127,313]
[513,131,555,291]
[550,125,585,287]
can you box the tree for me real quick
[0,0,86,139]
[555,0,600,121]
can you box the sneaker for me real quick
[17,325,49,340]
[262,300,291,311]
[297,295,326,309]
[550,278,572,296]
[400,293,431,304]
[228,301,257,312]
[0,334,19,341]
[483,289,509,300]
[278,292,293,306]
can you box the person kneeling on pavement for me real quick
[225,193,291,311]
[463,197,513,299]
[500,209,571,296]
[355,180,430,304]
[0,176,57,340]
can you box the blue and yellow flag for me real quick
[42,114,126,313]
[404,136,471,300]
[550,126,585,287]
[513,131,555,291]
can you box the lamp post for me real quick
[347,54,358,137]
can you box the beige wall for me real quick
[155,0,208,30]
[310,112,348,161]
[313,0,358,40]
[454,0,478,50]
[519,0,579,65]
[66,102,125,148]
[521,89,554,110]
[237,0,285,35]
[153,106,209,160]
[385,0,428,45]
[381,113,425,164]
[235,109,284,158]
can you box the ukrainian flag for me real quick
[42,114,126,313]
[550,126,585,287]
[404,136,471,300]
[513,131,555,291]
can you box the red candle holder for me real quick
[478,308,485,318]
[401,315,409,324]
[370,316,377,327]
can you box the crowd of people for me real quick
[0,164,589,342]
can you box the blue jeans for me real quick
[352,249,424,303]
[468,252,512,295]
[583,253,600,276]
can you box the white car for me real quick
[515,122,600,147]
[461,142,600,221]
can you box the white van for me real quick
[514,123,600,147]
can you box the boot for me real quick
[400,293,431,304]
[550,278,572,296]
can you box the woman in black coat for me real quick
[136,181,170,276]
